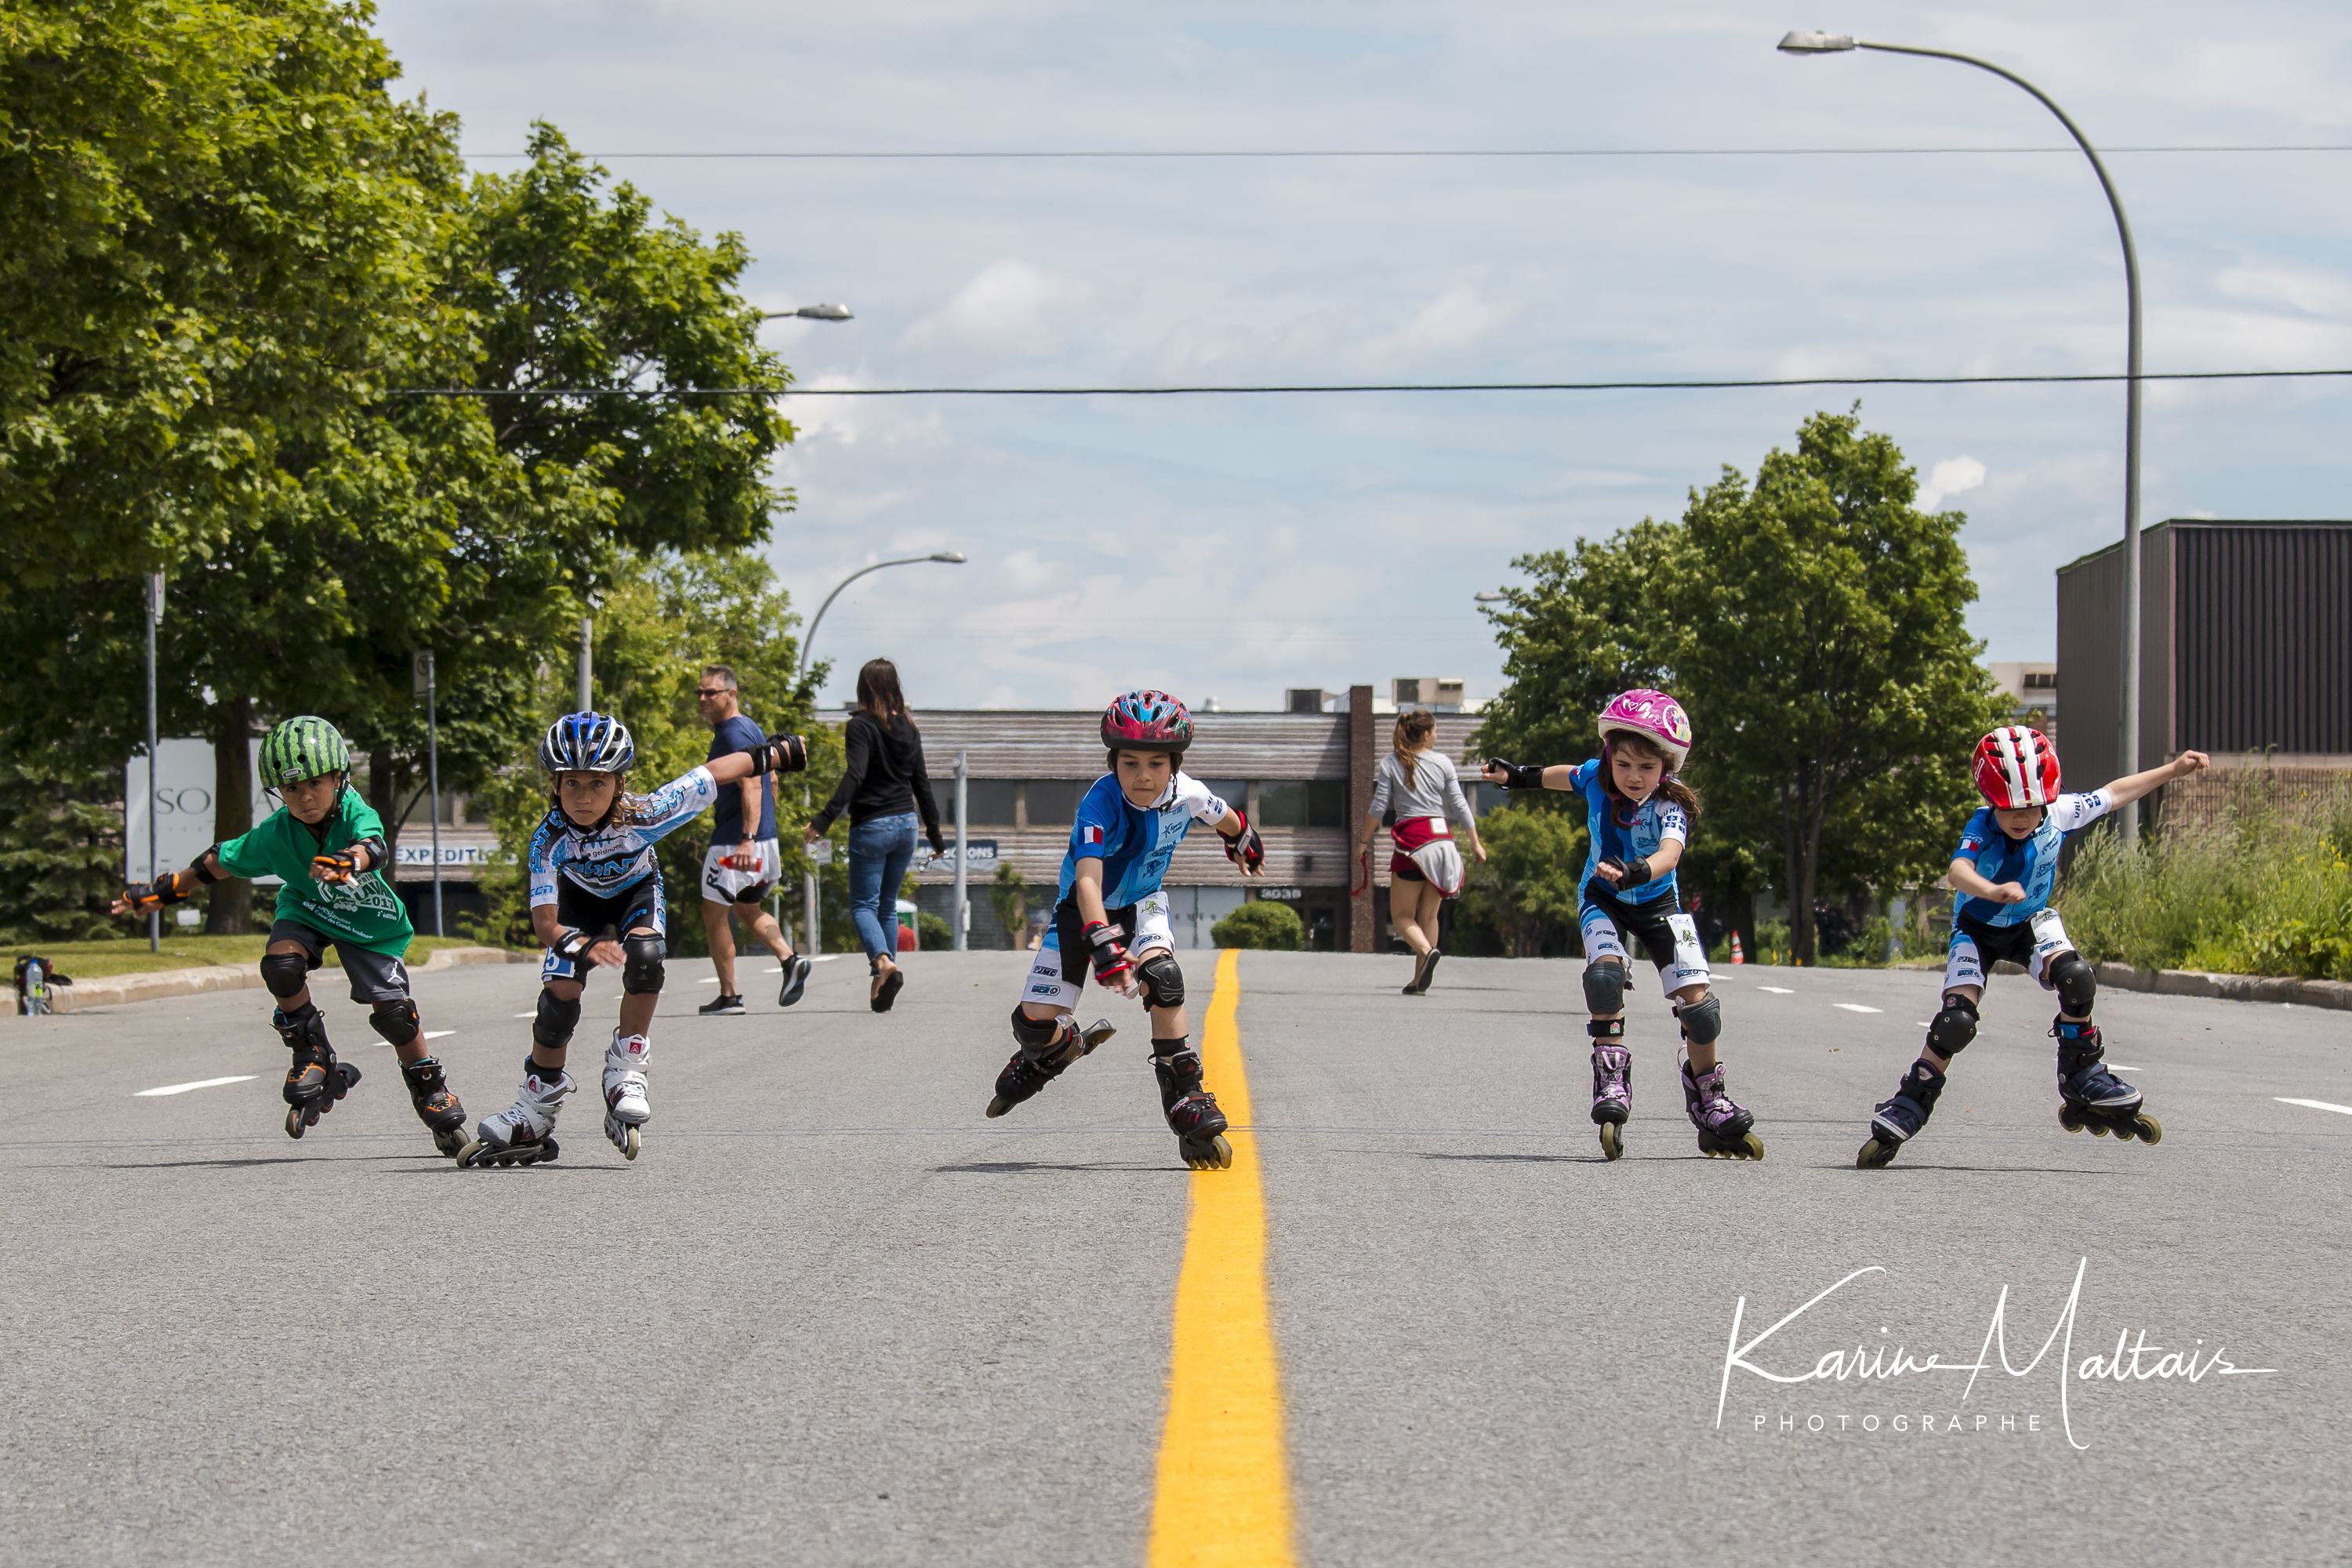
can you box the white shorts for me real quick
[1019,891,1174,1012]
[1944,908,2073,993]
[701,839,781,905]
[1579,904,1711,999]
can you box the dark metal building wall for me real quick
[2056,539,2125,786]
[1348,684,1375,953]
[2172,524,2352,753]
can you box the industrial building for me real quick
[2056,518,2352,820]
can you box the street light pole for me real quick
[793,550,970,955]
[145,572,165,953]
[1779,31,2146,844]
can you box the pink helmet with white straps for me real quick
[1598,688,1693,772]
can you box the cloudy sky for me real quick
[374,0,2352,711]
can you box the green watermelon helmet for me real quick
[260,716,352,787]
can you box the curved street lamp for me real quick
[798,551,971,678]
[1779,31,2147,844]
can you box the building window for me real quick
[961,779,1018,826]
[1022,779,1081,827]
[1258,779,1347,828]
[1196,779,1247,818]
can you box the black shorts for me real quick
[539,873,665,983]
[269,920,413,1005]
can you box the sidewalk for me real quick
[29,946,531,1015]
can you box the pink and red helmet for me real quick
[1102,689,1192,752]
[1598,688,1693,772]
[1973,726,2061,810]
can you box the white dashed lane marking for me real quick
[423,1031,456,1040]
[2278,1098,2352,1116]
[1832,1004,1882,1014]
[1755,986,1795,995]
[136,1076,257,1098]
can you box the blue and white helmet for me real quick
[539,712,636,775]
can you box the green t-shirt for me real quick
[213,789,416,956]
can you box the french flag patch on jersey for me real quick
[1080,825,1105,846]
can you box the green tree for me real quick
[1673,410,2004,962]
[989,861,1029,949]
[0,757,124,942]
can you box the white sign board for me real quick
[124,739,267,884]
[947,839,998,868]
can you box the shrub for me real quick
[917,911,953,951]
[1213,901,1303,951]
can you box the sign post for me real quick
[414,650,443,937]
[144,573,165,953]
[953,750,968,952]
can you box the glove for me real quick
[312,849,361,884]
[120,868,198,911]
[1219,809,1265,873]
[1486,758,1546,791]
[745,735,809,775]
[549,927,597,964]
[1081,920,1133,986]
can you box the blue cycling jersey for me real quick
[1951,790,2111,927]
[1057,771,1230,911]
[528,765,720,906]
[1568,759,1687,904]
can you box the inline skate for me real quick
[1857,1060,1945,1168]
[401,1055,468,1157]
[1152,1040,1232,1171]
[603,1031,651,1160]
[985,1015,1116,1118]
[458,1060,572,1167]
[2055,1022,2161,1143]
[277,1004,360,1139]
[1590,1032,1632,1161]
[1681,1054,1762,1160]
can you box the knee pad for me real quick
[622,933,666,996]
[1675,993,1722,1046]
[1010,1004,1061,1051]
[1927,993,1978,1056]
[259,950,311,1000]
[1582,960,1628,1016]
[532,989,583,1051]
[2049,953,2096,1016]
[368,999,421,1047]
[1138,953,1186,1011]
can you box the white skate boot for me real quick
[458,1061,573,1168]
[603,1032,651,1161]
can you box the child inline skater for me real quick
[1483,689,1760,1162]
[982,691,1265,1171]
[114,717,470,1156]
[460,711,807,1168]
[1856,728,2207,1168]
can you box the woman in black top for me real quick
[806,659,946,1011]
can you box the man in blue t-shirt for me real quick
[695,665,811,1014]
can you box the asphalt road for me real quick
[2,949,2346,1566]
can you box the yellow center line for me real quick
[1149,949,1297,1568]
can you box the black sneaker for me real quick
[778,955,814,1008]
[699,993,746,1017]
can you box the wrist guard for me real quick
[1486,758,1545,791]
[744,735,809,775]
[550,927,597,964]
[313,850,361,884]
[1614,855,1653,887]
[1220,810,1265,873]
[123,866,204,911]
[1082,920,1132,984]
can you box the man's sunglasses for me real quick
[695,688,729,698]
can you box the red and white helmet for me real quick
[1597,688,1693,772]
[1973,726,2061,809]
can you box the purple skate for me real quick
[1590,1043,1632,1160]
[1680,1055,1763,1161]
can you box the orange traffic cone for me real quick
[1730,933,1745,965]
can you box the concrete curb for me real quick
[2094,961,2352,1012]
[42,945,530,1014]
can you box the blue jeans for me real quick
[848,811,920,966]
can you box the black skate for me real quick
[278,1005,360,1139]
[1153,1044,1232,1171]
[1857,1060,1946,1168]
[1681,1056,1763,1160]
[985,1018,1116,1118]
[2055,1022,2161,1144]
[401,1056,469,1158]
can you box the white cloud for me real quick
[1920,456,1987,510]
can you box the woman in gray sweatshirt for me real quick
[1352,709,1485,995]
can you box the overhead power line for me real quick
[459,145,2352,160]
[387,367,2352,399]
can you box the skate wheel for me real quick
[1737,1132,1765,1161]
[2134,1114,2161,1145]
[2058,1105,2085,1132]
[2111,1119,2136,1142]
[1599,1123,1623,1161]
[985,1095,1011,1119]
[1181,1134,1232,1171]
[540,1139,559,1162]
[1857,1137,1898,1170]
[622,1125,639,1161]
[2089,1120,2111,1138]
[285,1105,307,1139]
[456,1141,485,1167]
